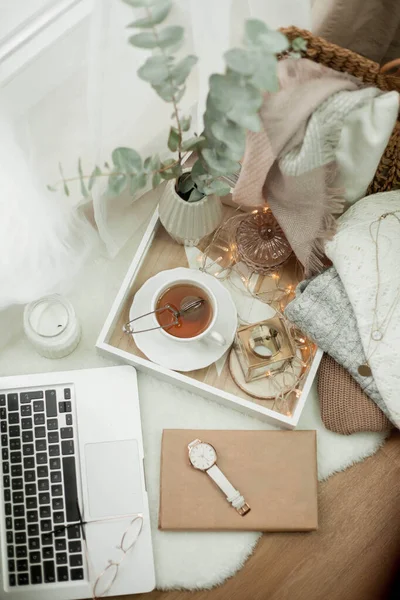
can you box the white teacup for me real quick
[152,278,226,345]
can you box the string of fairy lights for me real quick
[197,209,315,416]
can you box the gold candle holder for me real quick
[233,316,295,382]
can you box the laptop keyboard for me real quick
[0,386,84,588]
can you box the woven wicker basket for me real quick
[280,27,400,195]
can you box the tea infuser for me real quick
[123,297,205,335]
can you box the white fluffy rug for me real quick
[0,227,388,590]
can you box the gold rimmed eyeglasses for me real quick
[53,501,144,599]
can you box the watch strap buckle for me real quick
[237,502,251,517]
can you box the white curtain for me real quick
[0,0,311,312]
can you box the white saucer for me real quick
[129,267,238,371]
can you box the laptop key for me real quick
[39,493,50,505]
[6,531,13,544]
[8,559,15,572]
[13,504,24,517]
[23,444,34,456]
[27,497,37,509]
[16,559,28,572]
[24,456,35,469]
[41,519,52,532]
[10,439,21,451]
[8,413,19,424]
[66,414,73,426]
[3,475,10,487]
[56,552,68,565]
[71,568,84,581]
[11,464,22,477]
[34,414,45,426]
[55,539,67,551]
[43,560,56,583]
[70,554,83,567]
[35,439,47,452]
[22,431,33,443]
[33,400,44,413]
[28,537,40,550]
[20,406,32,417]
[53,511,64,524]
[57,566,69,582]
[14,518,25,531]
[51,471,62,483]
[37,465,48,478]
[21,418,33,430]
[29,551,41,563]
[40,505,51,518]
[52,497,64,511]
[67,524,81,539]
[36,453,47,465]
[48,431,59,444]
[7,394,18,411]
[24,470,35,483]
[7,545,14,558]
[45,391,57,417]
[27,510,38,523]
[42,533,53,546]
[2,448,8,460]
[43,547,54,560]
[9,574,16,587]
[1,434,8,446]
[16,546,27,558]
[47,419,58,431]
[21,391,43,402]
[34,426,46,438]
[28,524,39,537]
[9,427,20,438]
[15,532,26,544]
[13,491,24,503]
[5,502,11,515]
[12,478,23,491]
[49,445,60,457]
[64,388,71,400]
[69,541,82,553]
[25,483,37,496]
[51,485,63,497]
[30,565,42,585]
[10,452,21,464]
[0,407,6,419]
[61,440,74,456]
[4,488,11,502]
[50,458,61,470]
[0,395,5,405]
[0,420,6,432]
[38,479,49,492]
[60,427,73,439]
[6,516,12,529]
[3,461,9,474]
[17,573,29,586]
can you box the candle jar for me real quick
[233,316,295,382]
[24,294,81,359]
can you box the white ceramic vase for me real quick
[158,178,223,246]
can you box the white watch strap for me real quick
[206,465,249,515]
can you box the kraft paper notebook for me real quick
[159,429,318,532]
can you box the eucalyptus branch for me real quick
[146,5,183,161]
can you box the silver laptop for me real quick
[0,365,155,598]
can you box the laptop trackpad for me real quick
[85,440,144,519]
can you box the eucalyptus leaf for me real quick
[152,172,162,187]
[180,115,191,132]
[203,179,231,196]
[188,188,204,202]
[170,55,197,86]
[112,147,142,172]
[226,109,262,132]
[122,0,161,7]
[153,81,185,102]
[181,135,205,151]
[63,182,70,196]
[137,56,171,84]
[292,36,307,52]
[244,19,269,45]
[78,158,88,197]
[259,30,289,53]
[190,158,209,182]
[127,0,171,28]
[209,73,262,113]
[250,53,279,91]
[88,166,101,191]
[130,172,147,194]
[168,126,181,152]
[177,172,195,193]
[202,149,239,175]
[211,120,245,153]
[224,48,255,75]
[149,153,161,171]
[107,174,128,196]
[129,32,158,48]
[160,159,182,180]
[153,25,184,49]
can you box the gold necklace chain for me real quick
[358,210,400,377]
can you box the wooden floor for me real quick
[116,431,400,600]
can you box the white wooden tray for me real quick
[96,206,322,429]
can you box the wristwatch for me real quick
[188,438,251,516]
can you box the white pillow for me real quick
[334,90,399,204]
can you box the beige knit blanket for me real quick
[233,58,363,275]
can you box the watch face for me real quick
[189,442,217,470]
